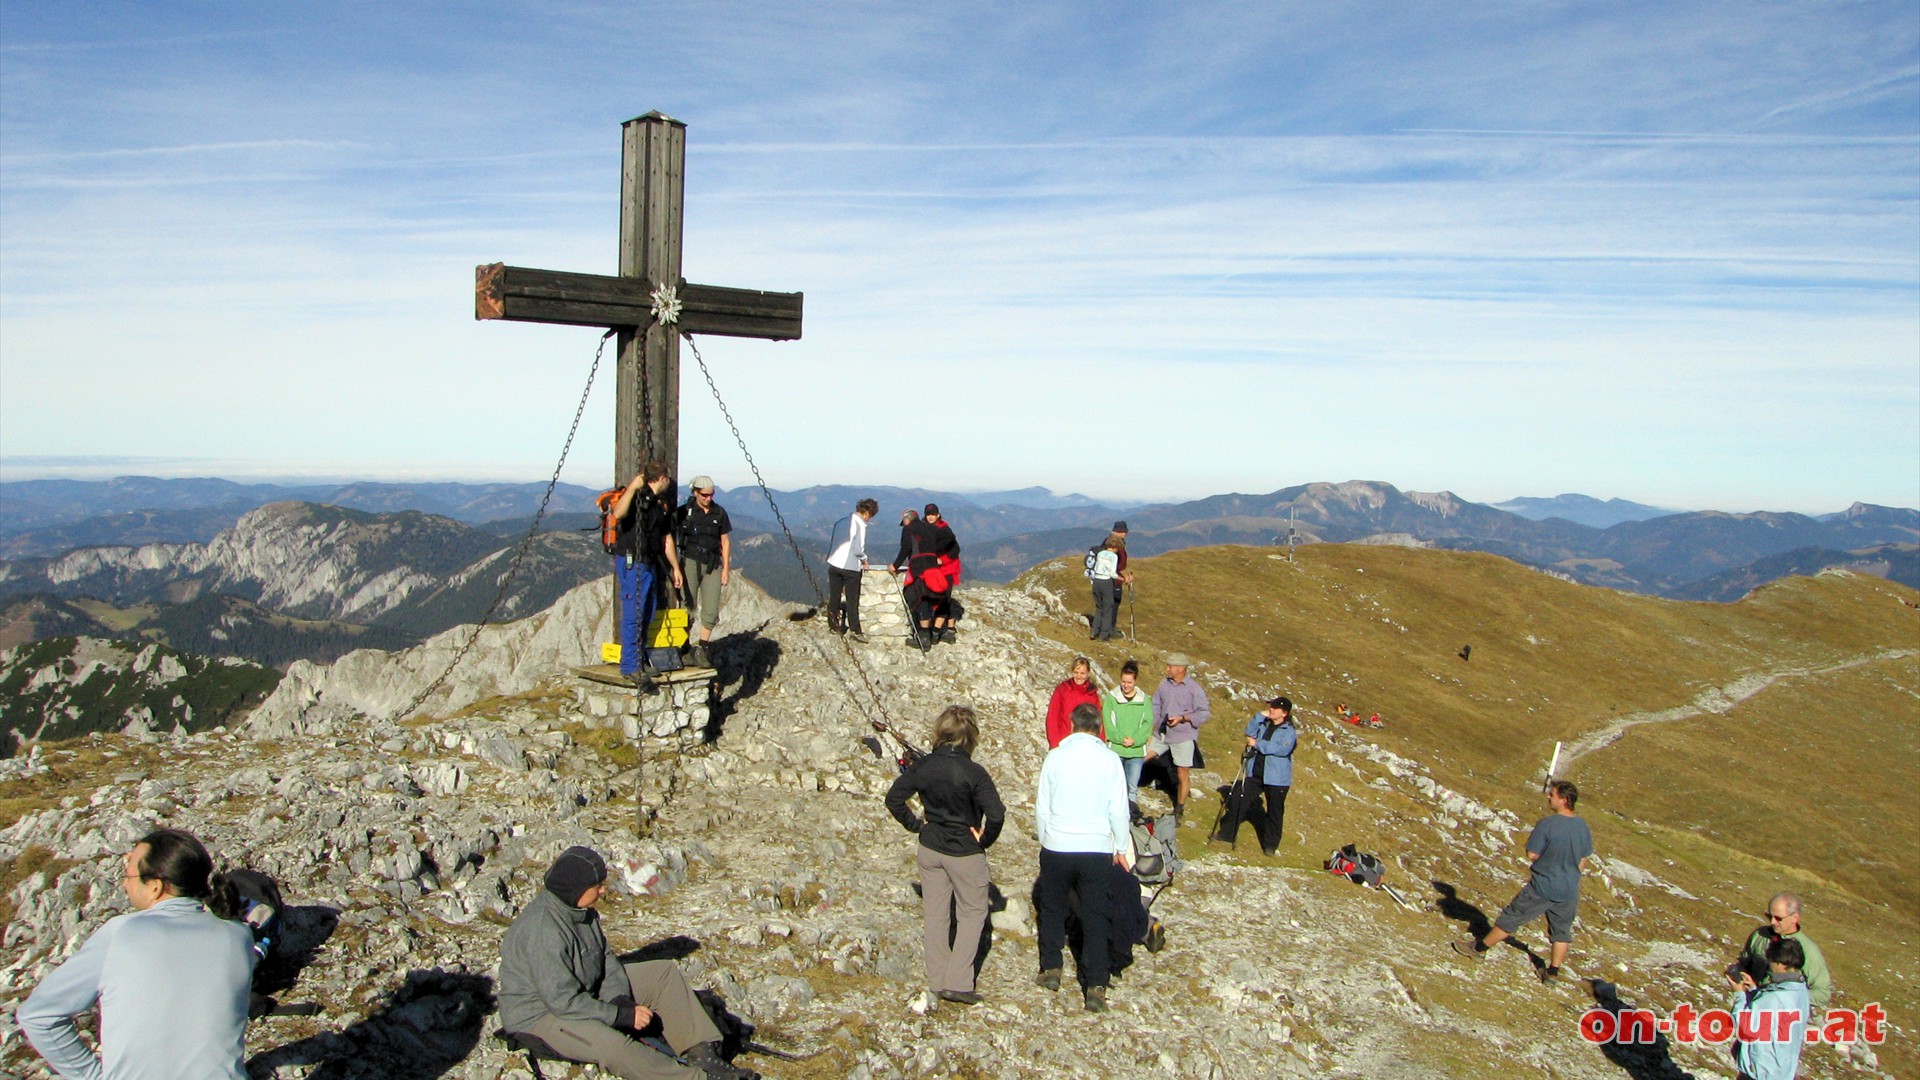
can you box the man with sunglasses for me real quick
[1725,892,1832,1016]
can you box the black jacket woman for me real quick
[884,705,1005,1005]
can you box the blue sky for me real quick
[2,1,1915,512]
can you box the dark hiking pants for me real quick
[1037,849,1112,989]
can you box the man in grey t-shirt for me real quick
[1451,780,1594,983]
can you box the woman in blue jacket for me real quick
[1242,696,1299,857]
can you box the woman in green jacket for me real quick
[1102,660,1154,816]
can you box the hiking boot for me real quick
[1084,986,1108,1013]
[621,670,654,690]
[1144,920,1167,954]
[936,989,982,1006]
[848,631,868,644]
[685,1041,759,1080]
[689,644,711,668]
[1451,939,1486,959]
[1538,965,1562,984]
[939,627,957,644]
[1036,968,1062,991]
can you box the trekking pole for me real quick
[1543,742,1562,793]
[1127,582,1136,641]
[893,571,925,652]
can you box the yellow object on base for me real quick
[648,608,690,648]
[600,608,690,662]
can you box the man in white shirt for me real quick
[825,499,878,642]
[1034,703,1134,1013]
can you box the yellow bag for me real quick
[648,607,689,649]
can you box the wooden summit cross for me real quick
[475,111,802,485]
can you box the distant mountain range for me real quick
[1489,493,1679,528]
[1,477,1913,673]
[0,502,608,667]
[0,477,607,555]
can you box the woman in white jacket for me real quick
[826,498,878,641]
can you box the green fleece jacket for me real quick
[1740,926,1831,1014]
[1102,685,1153,759]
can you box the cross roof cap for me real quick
[626,110,685,127]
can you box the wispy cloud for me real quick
[1,138,364,163]
[1751,65,1920,126]
[1393,129,1916,146]
[0,29,273,54]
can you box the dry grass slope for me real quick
[1025,543,1919,1078]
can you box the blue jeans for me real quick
[614,555,657,675]
[1119,756,1144,805]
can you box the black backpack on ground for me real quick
[226,868,321,1019]
[226,867,285,962]
[1325,844,1386,888]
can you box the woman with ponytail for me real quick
[20,827,255,1079]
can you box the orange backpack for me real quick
[595,489,623,554]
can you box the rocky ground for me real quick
[0,574,1900,1078]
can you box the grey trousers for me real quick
[1091,580,1118,639]
[521,960,719,1080]
[917,846,991,993]
[682,559,723,633]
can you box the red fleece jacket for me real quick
[1045,678,1102,748]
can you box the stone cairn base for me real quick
[573,672,714,835]
[853,567,913,639]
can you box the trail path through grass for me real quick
[1559,647,1917,766]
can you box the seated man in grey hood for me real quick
[498,846,755,1080]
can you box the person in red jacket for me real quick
[1045,657,1101,749]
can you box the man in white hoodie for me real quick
[1034,703,1134,1013]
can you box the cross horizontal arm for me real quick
[475,263,803,340]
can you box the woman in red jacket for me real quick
[1044,657,1101,749]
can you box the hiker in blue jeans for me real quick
[610,461,682,687]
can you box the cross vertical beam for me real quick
[474,111,801,488]
[617,112,685,485]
